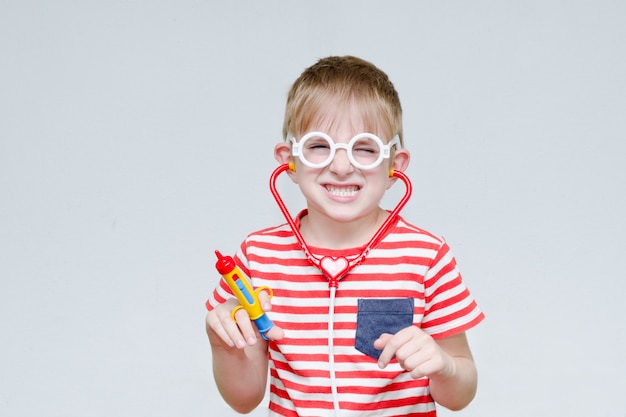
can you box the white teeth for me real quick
[326,185,360,197]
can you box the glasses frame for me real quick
[288,132,401,170]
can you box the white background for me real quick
[1,1,625,416]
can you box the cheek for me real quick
[293,167,320,188]
[289,162,314,185]
[385,176,397,190]
[364,173,393,199]
[369,168,392,185]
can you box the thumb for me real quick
[255,288,283,340]
[257,288,273,311]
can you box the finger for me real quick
[205,312,235,348]
[373,333,392,350]
[264,324,285,341]
[257,289,273,311]
[393,331,444,378]
[393,328,428,363]
[406,353,445,380]
[232,307,258,347]
[376,327,423,368]
[375,333,398,368]
[215,309,246,349]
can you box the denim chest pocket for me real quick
[354,298,414,360]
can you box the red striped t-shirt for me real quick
[207,212,484,417]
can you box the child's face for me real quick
[276,104,410,226]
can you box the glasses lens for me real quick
[350,136,382,168]
[301,135,333,166]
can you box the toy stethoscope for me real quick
[269,161,413,415]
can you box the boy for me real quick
[206,56,484,416]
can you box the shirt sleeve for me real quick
[421,240,484,338]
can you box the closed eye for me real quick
[305,140,331,153]
[353,146,377,154]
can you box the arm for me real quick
[374,329,477,411]
[428,332,477,410]
[205,293,284,414]
[206,306,268,414]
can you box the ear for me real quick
[392,149,410,173]
[387,149,410,188]
[274,142,298,183]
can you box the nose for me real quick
[328,147,354,175]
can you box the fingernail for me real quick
[236,339,245,349]
[248,336,256,345]
[378,361,384,369]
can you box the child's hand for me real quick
[206,290,284,350]
[374,326,455,380]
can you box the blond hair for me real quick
[283,56,403,146]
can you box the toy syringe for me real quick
[214,250,274,340]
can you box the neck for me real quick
[299,208,389,250]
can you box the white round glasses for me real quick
[288,132,401,170]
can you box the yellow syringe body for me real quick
[214,250,274,339]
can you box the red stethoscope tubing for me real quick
[269,163,413,286]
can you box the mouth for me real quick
[324,184,361,197]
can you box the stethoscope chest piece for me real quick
[320,256,350,284]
